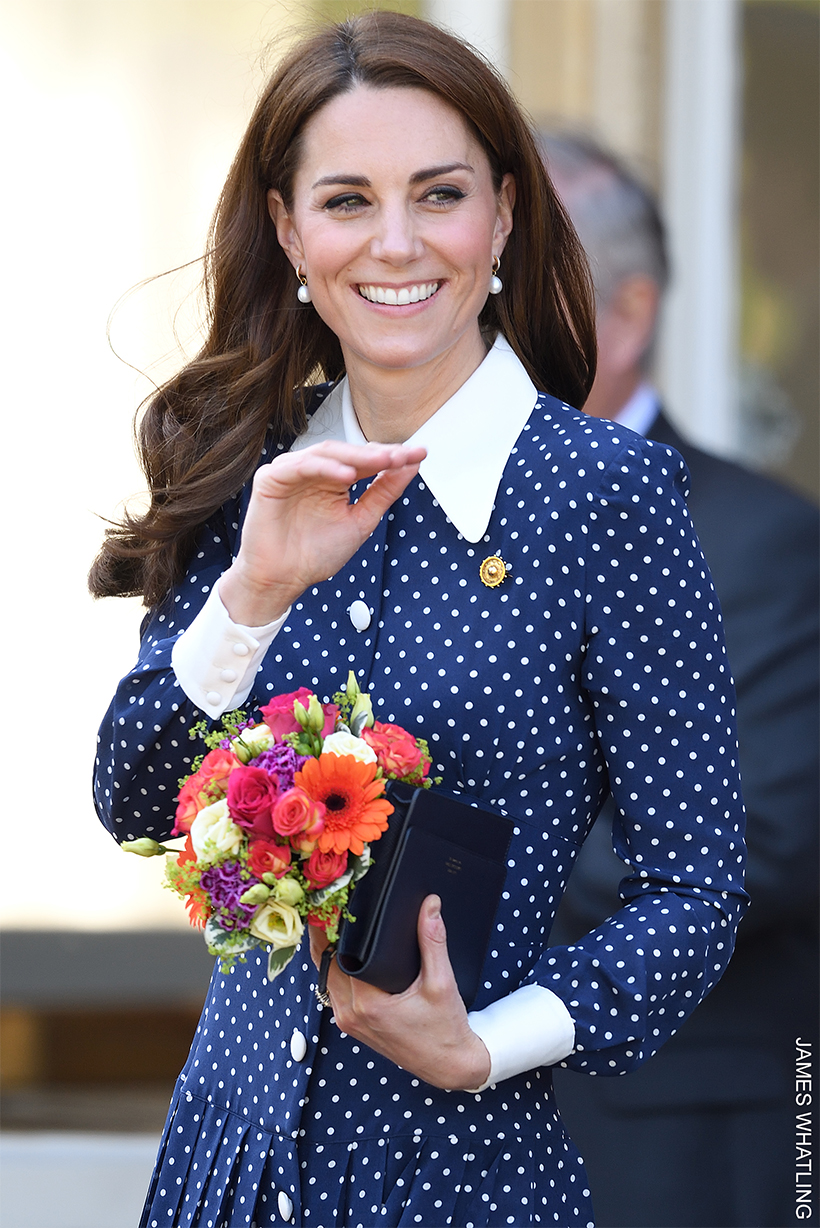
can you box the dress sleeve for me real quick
[170,585,290,719]
[529,436,749,1075]
[93,506,242,844]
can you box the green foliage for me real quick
[178,710,252,786]
[267,945,297,980]
[284,729,322,758]
[165,856,202,898]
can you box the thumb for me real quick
[354,461,422,525]
[417,894,453,988]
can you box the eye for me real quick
[323,192,369,213]
[423,185,466,205]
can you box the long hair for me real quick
[89,10,596,608]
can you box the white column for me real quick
[423,0,511,80]
[658,0,741,456]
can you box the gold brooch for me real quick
[479,554,510,588]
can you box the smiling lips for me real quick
[357,281,441,305]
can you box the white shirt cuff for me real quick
[171,583,290,719]
[466,984,576,1092]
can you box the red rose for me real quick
[361,721,427,779]
[173,748,240,834]
[247,838,292,880]
[271,787,326,844]
[226,765,279,840]
[260,688,338,740]
[308,906,340,935]
[303,848,348,890]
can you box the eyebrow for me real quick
[311,162,475,190]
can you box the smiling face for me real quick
[268,85,514,402]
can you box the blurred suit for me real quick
[552,407,819,1228]
[541,132,820,1228]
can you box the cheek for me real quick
[299,222,358,282]
[440,213,498,278]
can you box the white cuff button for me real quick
[232,642,250,656]
[277,1191,293,1221]
[206,691,222,706]
[220,668,238,683]
[290,1028,307,1061]
[349,600,371,631]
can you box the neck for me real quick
[343,332,489,443]
[582,367,643,421]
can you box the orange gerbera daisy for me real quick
[176,835,211,929]
[294,754,392,856]
[184,886,211,930]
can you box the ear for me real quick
[267,189,305,270]
[605,275,660,371]
[492,173,516,257]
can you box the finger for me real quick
[318,440,427,471]
[256,453,360,496]
[276,441,425,484]
[308,923,330,969]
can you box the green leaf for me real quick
[349,846,373,882]
[204,918,257,956]
[267,945,297,981]
[309,870,353,906]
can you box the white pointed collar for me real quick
[291,335,539,543]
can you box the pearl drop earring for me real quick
[489,255,503,295]
[296,266,312,304]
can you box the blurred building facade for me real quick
[1,0,816,1143]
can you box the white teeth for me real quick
[358,282,440,304]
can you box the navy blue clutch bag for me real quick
[336,781,513,1008]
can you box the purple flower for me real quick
[200,862,259,931]
[252,744,308,793]
[218,719,255,751]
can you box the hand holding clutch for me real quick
[308,895,492,1091]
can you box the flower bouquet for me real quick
[122,673,435,980]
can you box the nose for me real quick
[370,201,423,266]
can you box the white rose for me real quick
[250,900,305,950]
[190,798,244,863]
[321,730,377,764]
[232,723,275,761]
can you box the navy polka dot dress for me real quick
[94,390,747,1228]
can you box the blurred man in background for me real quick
[541,133,820,1228]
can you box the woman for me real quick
[91,12,747,1227]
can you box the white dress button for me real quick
[290,1028,307,1062]
[206,691,222,706]
[349,600,371,631]
[220,668,238,682]
[277,1191,293,1220]
[232,642,250,656]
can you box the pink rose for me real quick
[261,688,338,741]
[361,721,428,780]
[271,787,326,845]
[226,765,279,840]
[247,838,292,880]
[173,748,241,834]
[303,848,348,891]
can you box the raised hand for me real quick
[219,439,426,626]
[309,895,491,1091]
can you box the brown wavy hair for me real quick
[89,9,596,608]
